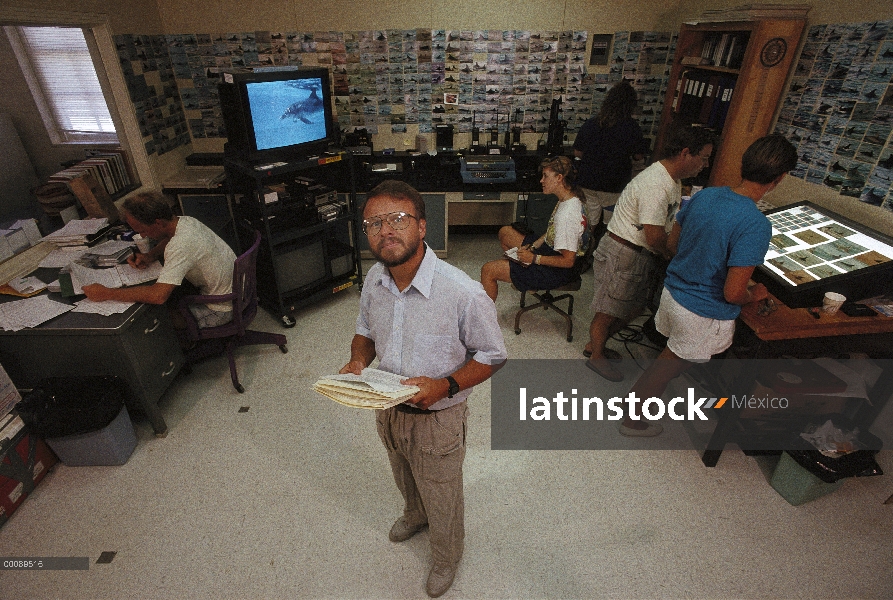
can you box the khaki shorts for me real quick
[579,187,621,226]
[590,234,656,320]
[655,288,736,362]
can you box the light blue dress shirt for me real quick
[356,245,508,410]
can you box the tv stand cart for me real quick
[224,151,362,327]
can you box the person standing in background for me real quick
[584,125,715,387]
[573,78,649,225]
[619,134,798,437]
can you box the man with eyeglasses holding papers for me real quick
[339,180,506,598]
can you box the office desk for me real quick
[699,293,893,466]
[0,298,184,437]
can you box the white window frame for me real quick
[0,7,156,190]
[4,24,118,145]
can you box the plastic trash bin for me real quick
[17,377,137,466]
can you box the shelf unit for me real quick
[224,152,362,327]
[655,13,806,187]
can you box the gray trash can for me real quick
[17,377,137,466]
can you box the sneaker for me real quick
[619,422,664,437]
[389,517,427,542]
[426,562,458,598]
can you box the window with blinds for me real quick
[5,25,118,144]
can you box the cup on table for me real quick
[134,237,152,254]
[822,292,846,314]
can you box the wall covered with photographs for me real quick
[111,20,893,216]
[773,20,893,214]
[113,29,676,158]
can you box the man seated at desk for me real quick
[83,192,236,328]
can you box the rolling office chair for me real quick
[513,229,597,343]
[178,230,287,393]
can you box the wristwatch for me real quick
[446,375,460,398]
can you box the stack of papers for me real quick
[313,368,420,409]
[7,276,47,296]
[39,245,89,268]
[72,298,133,315]
[68,260,163,295]
[41,218,108,246]
[0,295,73,331]
[82,240,135,266]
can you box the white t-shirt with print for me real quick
[545,196,586,254]
[607,161,680,251]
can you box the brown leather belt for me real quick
[394,403,435,415]
[608,231,646,253]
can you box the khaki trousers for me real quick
[376,401,468,567]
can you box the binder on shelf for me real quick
[708,76,736,130]
[698,75,721,124]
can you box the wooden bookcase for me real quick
[655,15,806,187]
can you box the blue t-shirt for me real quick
[664,187,771,320]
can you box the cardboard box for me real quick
[67,172,119,222]
[0,424,58,528]
[0,364,21,420]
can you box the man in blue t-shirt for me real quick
[619,134,798,437]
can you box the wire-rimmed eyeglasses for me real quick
[361,211,418,236]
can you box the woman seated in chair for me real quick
[480,155,589,301]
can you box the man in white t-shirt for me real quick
[83,192,236,328]
[584,125,715,384]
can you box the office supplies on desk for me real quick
[82,240,136,266]
[67,260,163,295]
[39,246,89,269]
[5,276,46,296]
[41,218,109,246]
[0,242,56,287]
[72,298,133,315]
[0,294,73,331]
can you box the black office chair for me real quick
[513,231,597,343]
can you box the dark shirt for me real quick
[573,117,647,193]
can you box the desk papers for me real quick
[313,368,420,409]
[41,218,108,246]
[69,260,163,295]
[39,245,89,268]
[0,295,73,331]
[72,298,133,315]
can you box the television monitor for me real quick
[752,202,893,308]
[218,68,335,163]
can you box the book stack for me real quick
[81,240,135,267]
[41,218,109,246]
[699,32,750,69]
[48,150,133,199]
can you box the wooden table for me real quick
[699,293,893,467]
[738,293,893,343]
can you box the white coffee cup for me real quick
[822,292,846,314]
[134,236,152,254]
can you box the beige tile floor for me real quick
[1,233,891,599]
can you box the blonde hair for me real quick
[540,156,585,202]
